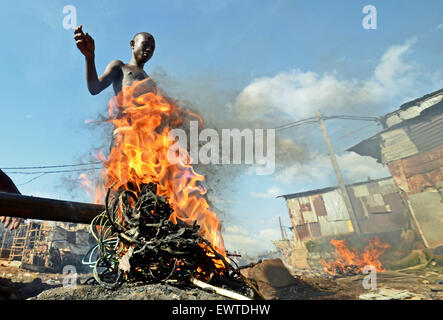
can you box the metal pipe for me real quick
[0,192,104,225]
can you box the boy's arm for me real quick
[0,170,22,230]
[74,25,122,95]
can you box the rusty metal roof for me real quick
[277,176,393,199]
[382,88,443,128]
[349,107,443,163]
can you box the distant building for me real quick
[348,88,443,248]
[278,177,411,246]
[0,221,92,272]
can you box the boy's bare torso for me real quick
[111,61,156,96]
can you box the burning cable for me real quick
[79,79,263,298]
[84,182,259,300]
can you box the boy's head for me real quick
[131,32,155,63]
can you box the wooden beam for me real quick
[0,192,104,225]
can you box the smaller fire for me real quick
[320,237,390,277]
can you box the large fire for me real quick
[81,79,226,258]
[320,237,390,276]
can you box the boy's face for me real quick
[131,34,155,63]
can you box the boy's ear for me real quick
[130,40,135,48]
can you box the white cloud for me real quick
[233,39,417,123]
[258,228,281,240]
[338,152,391,181]
[275,151,390,186]
[374,39,416,93]
[251,185,284,198]
[222,224,279,255]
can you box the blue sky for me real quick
[2,0,443,254]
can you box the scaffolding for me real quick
[0,220,93,273]
[0,228,12,259]
[0,221,56,267]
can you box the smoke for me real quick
[57,38,424,219]
[55,101,112,202]
[152,69,309,205]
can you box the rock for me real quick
[359,288,426,300]
[240,258,324,300]
[241,259,301,288]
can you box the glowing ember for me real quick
[320,237,390,277]
[82,79,226,258]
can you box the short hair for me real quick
[132,32,155,43]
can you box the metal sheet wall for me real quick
[285,177,410,241]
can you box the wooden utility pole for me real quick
[316,110,361,234]
[278,216,287,241]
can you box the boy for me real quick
[74,25,156,97]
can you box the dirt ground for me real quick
[1,258,442,300]
[240,258,443,300]
[0,261,92,300]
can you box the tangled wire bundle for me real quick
[87,182,245,290]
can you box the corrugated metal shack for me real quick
[349,88,443,248]
[279,177,411,245]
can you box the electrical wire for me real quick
[274,115,380,131]
[339,122,378,139]
[16,173,47,186]
[1,162,102,170]
[4,167,102,175]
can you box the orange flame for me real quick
[78,173,104,205]
[82,79,226,258]
[320,237,390,276]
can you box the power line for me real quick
[4,167,102,175]
[274,114,380,131]
[16,173,48,186]
[339,122,377,139]
[1,162,102,170]
[274,118,319,131]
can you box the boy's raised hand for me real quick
[74,25,95,58]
